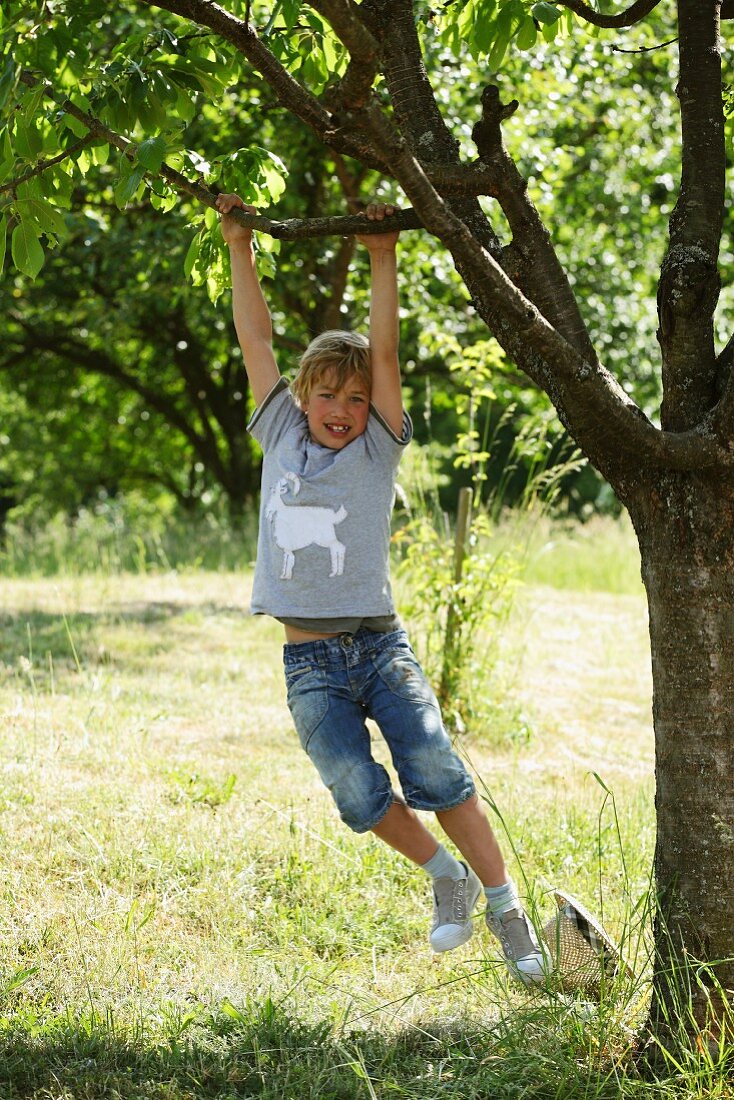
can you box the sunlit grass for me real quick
[0,532,720,1097]
[519,513,643,595]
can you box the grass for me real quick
[517,513,644,596]
[0,522,726,1098]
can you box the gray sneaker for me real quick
[430,864,482,953]
[485,906,550,984]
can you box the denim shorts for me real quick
[283,628,475,833]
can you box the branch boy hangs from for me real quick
[217,192,546,982]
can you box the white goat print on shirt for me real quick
[265,472,347,580]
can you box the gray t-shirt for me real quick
[247,378,412,621]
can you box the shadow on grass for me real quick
[0,602,249,671]
[0,996,693,1100]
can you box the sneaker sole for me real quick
[508,952,551,986]
[430,920,475,953]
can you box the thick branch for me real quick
[352,102,733,476]
[360,0,459,164]
[307,0,379,109]
[137,0,389,172]
[472,85,597,363]
[222,206,425,237]
[657,0,724,430]
[555,0,662,27]
[361,0,502,264]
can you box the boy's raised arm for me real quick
[357,204,404,437]
[217,193,281,408]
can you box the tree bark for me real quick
[628,472,734,1034]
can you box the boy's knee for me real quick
[398,749,475,813]
[329,761,394,833]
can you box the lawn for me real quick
[0,526,714,1099]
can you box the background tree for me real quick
[1,4,700,522]
[2,0,733,1044]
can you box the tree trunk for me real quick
[628,473,734,1036]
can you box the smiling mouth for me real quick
[326,424,350,434]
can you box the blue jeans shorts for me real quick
[283,628,475,833]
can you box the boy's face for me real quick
[301,372,370,449]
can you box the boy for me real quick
[216,192,547,983]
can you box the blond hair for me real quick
[291,330,371,405]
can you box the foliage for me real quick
[0,0,712,522]
[0,492,258,575]
[396,506,523,736]
[396,394,583,735]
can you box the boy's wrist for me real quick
[368,246,398,264]
[226,238,254,253]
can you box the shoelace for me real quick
[435,876,468,921]
[492,912,538,961]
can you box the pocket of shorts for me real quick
[286,666,329,747]
[284,663,314,682]
[374,646,438,705]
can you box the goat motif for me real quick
[265,472,348,580]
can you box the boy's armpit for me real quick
[247,378,303,451]
[368,406,413,447]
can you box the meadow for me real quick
[0,516,721,1099]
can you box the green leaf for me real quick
[137,134,167,173]
[114,163,145,209]
[92,142,110,166]
[76,147,92,175]
[262,161,287,203]
[11,218,45,278]
[484,2,520,67]
[220,999,247,1023]
[0,57,17,112]
[60,111,90,139]
[532,2,562,24]
[47,160,74,206]
[0,213,7,272]
[183,230,201,279]
[0,128,14,180]
[488,28,511,69]
[137,92,169,131]
[20,81,45,123]
[12,120,31,159]
[2,966,39,994]
[541,16,559,40]
[472,0,499,54]
[15,196,67,239]
[516,16,537,50]
[15,177,41,201]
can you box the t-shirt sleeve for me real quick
[367,405,413,449]
[247,377,304,452]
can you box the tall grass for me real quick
[0,550,721,1097]
[0,496,259,576]
[520,513,643,596]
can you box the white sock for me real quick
[484,880,518,916]
[421,844,465,881]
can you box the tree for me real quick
[0,53,375,516]
[2,0,733,1043]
